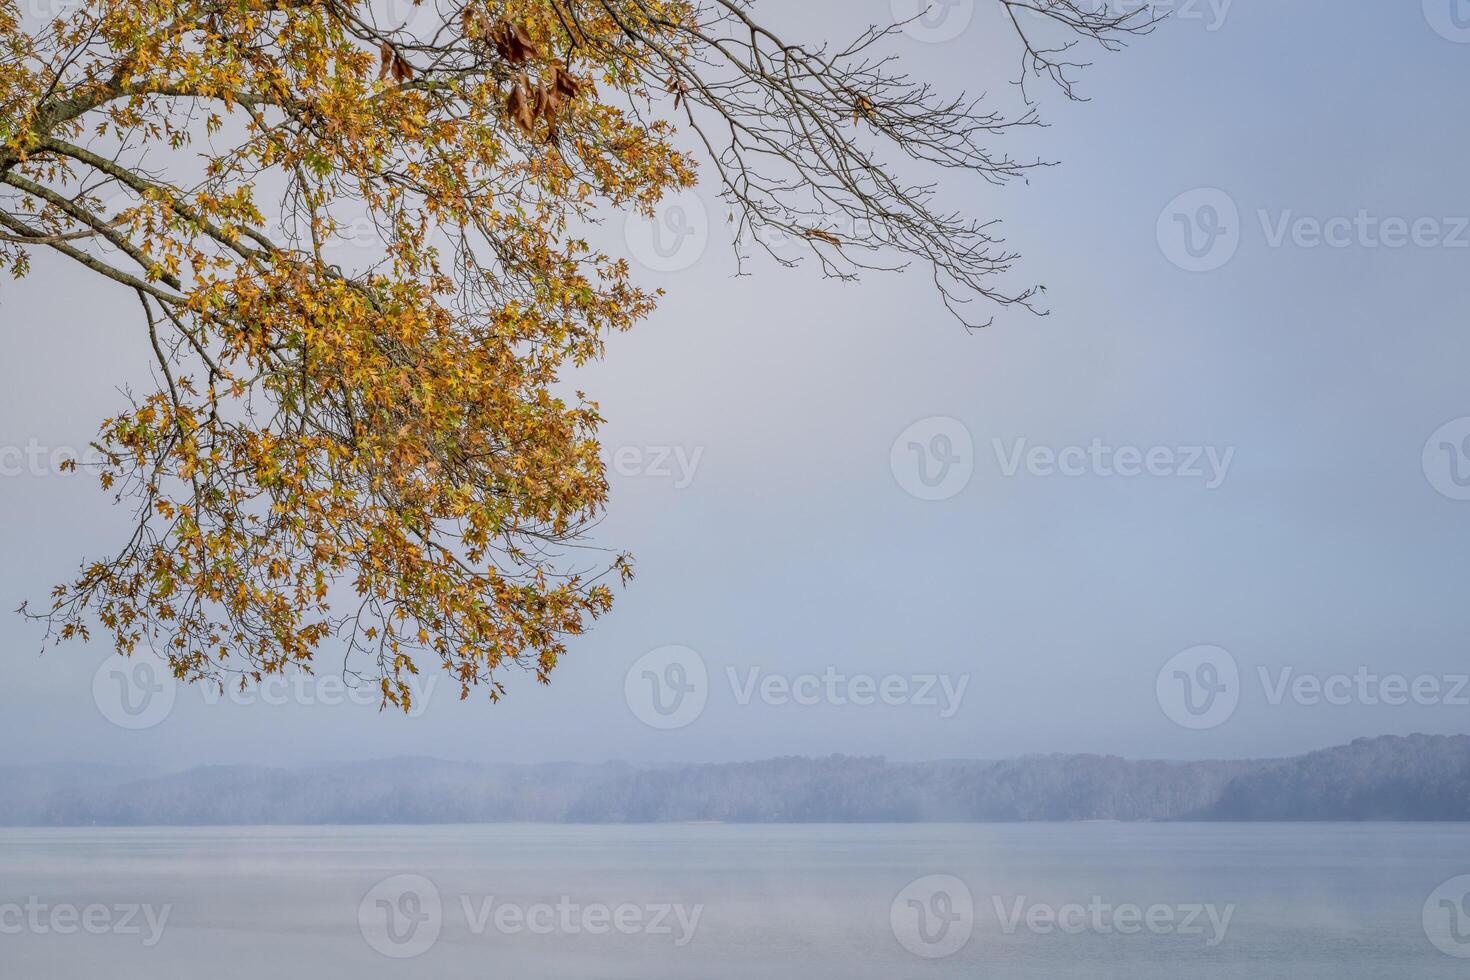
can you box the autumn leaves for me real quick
[506,64,585,143]
[485,15,539,63]
[377,41,416,84]
[377,12,589,146]
[491,18,588,144]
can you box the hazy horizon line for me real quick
[12,730,1461,774]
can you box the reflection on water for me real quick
[0,823,1466,978]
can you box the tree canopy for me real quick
[0,0,1149,708]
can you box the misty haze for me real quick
[2,0,1468,977]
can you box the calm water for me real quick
[1,823,1467,977]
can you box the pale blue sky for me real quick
[2,0,1467,769]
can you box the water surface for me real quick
[0,823,1465,977]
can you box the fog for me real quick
[1,0,1467,771]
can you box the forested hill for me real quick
[1199,734,1470,820]
[3,735,1465,826]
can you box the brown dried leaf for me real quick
[534,80,560,123]
[507,76,535,135]
[551,66,584,101]
[493,20,540,64]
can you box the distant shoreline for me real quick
[3,734,1466,827]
